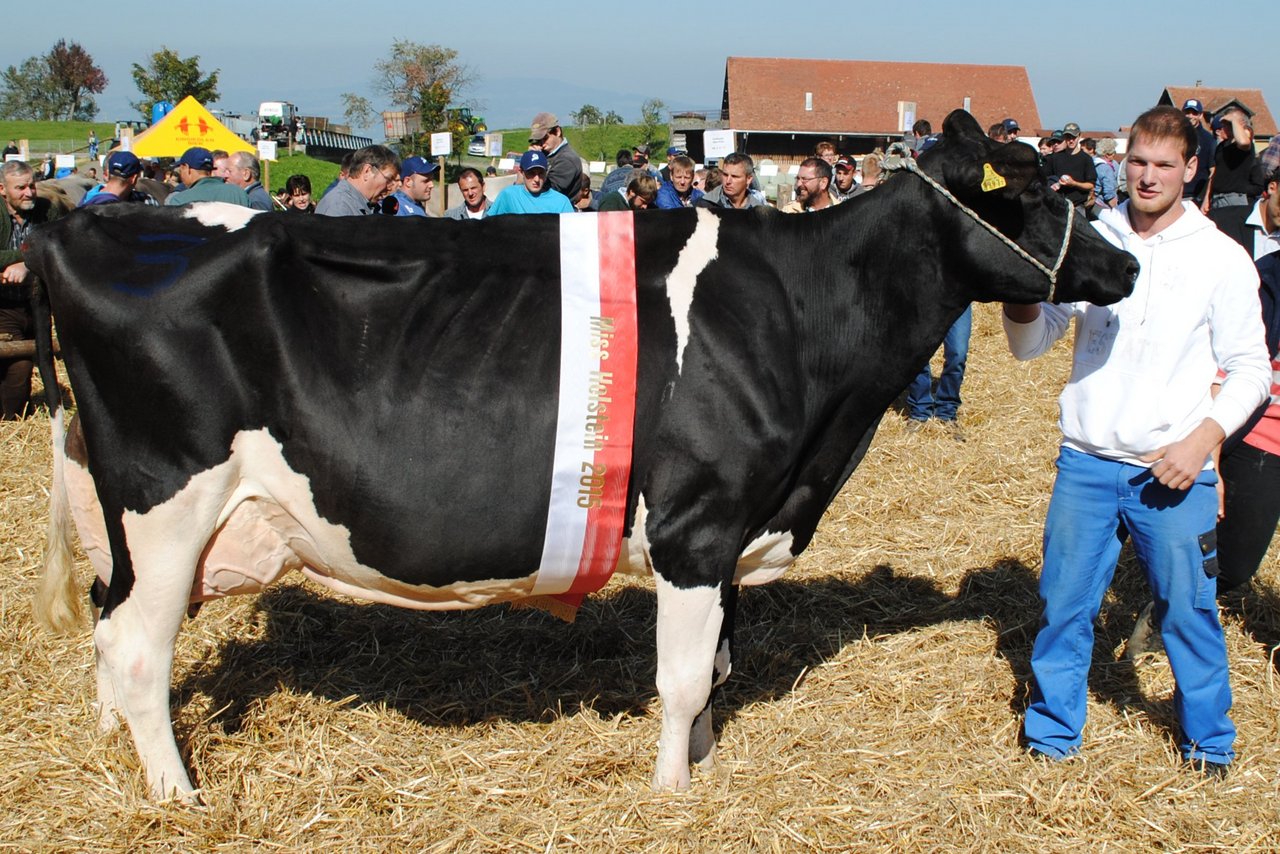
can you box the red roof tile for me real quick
[1161,87,1277,137]
[723,56,1041,136]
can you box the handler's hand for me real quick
[0,261,27,284]
[1140,420,1225,491]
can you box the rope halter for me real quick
[882,154,1075,300]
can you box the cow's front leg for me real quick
[652,570,730,791]
[688,583,737,771]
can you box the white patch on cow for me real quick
[664,208,719,373]
[82,429,539,609]
[734,530,796,586]
[182,202,264,232]
[616,502,795,586]
[614,493,653,577]
[652,571,724,791]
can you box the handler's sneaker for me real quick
[1125,601,1164,659]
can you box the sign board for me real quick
[430,131,452,157]
[485,132,503,157]
[498,157,515,172]
[257,140,278,162]
[786,163,800,176]
[589,161,606,174]
[703,129,735,160]
[757,163,779,177]
[55,154,75,170]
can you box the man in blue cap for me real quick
[487,150,574,216]
[79,151,158,207]
[164,147,250,207]
[389,156,439,217]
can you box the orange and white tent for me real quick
[130,96,254,158]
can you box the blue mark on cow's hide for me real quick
[112,233,207,296]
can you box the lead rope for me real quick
[882,154,1075,298]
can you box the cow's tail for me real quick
[31,275,82,634]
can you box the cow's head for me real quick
[916,109,1137,306]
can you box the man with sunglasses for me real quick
[529,112,587,204]
[315,144,401,216]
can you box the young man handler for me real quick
[1002,106,1270,777]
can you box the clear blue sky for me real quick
[19,0,1277,136]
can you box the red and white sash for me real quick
[531,213,638,608]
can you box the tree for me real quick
[0,41,106,121]
[341,92,375,130]
[0,57,62,120]
[372,40,475,140]
[603,110,624,126]
[131,47,220,120]
[46,40,107,121]
[571,104,603,127]
[639,98,667,148]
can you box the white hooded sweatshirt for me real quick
[1004,201,1270,466]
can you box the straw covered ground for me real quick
[2,304,1279,851]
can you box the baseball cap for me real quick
[633,144,651,156]
[529,112,558,141]
[519,149,549,172]
[1061,122,1081,138]
[175,146,213,171]
[1049,130,1065,142]
[104,150,141,179]
[400,155,439,179]
[667,146,686,156]
[1002,118,1020,133]
[1182,99,1204,113]
[834,155,856,170]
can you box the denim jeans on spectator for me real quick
[907,305,971,421]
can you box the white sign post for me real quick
[430,132,452,157]
[703,129,736,161]
[485,132,503,157]
[257,140,278,162]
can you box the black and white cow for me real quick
[27,111,1136,800]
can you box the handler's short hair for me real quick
[1129,105,1197,163]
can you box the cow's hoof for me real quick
[651,770,692,792]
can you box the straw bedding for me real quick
[1,304,1278,851]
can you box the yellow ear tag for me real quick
[981,163,1007,192]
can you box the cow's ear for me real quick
[973,140,1040,200]
[941,109,985,141]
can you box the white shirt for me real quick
[1245,200,1280,260]
[1003,202,1270,465]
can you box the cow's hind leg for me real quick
[688,583,737,770]
[95,502,216,802]
[89,577,124,732]
[652,571,730,791]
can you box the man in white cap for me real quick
[487,150,574,216]
[529,112,586,202]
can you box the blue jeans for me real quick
[1025,447,1234,765]
[907,306,971,421]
